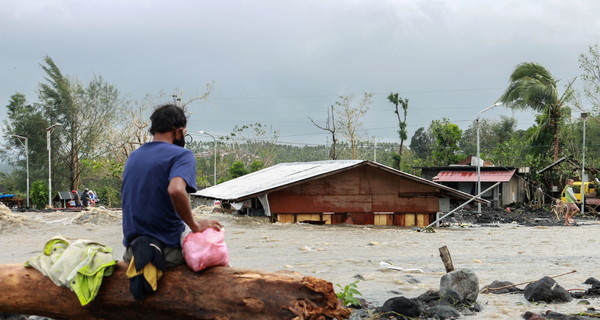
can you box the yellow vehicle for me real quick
[560,180,600,205]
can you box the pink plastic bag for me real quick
[182,228,230,271]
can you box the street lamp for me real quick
[46,124,62,208]
[581,112,589,214]
[198,131,217,186]
[476,102,502,213]
[11,135,29,208]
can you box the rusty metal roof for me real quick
[193,160,488,204]
[433,170,516,182]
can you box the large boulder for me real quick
[524,276,572,303]
[439,269,479,304]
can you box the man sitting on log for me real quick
[121,103,222,298]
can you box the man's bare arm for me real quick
[168,177,222,233]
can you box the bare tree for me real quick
[579,44,600,112]
[176,81,215,109]
[226,123,280,168]
[335,93,373,159]
[309,105,338,160]
[106,83,215,182]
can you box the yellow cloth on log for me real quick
[25,235,117,306]
[125,256,163,291]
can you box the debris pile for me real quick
[448,206,588,227]
[72,207,122,225]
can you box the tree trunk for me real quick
[0,262,351,320]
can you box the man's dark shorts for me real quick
[123,246,185,268]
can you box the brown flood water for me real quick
[1,206,599,319]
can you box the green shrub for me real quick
[336,280,362,307]
[30,180,48,209]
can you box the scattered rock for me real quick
[438,290,461,306]
[524,276,572,303]
[481,280,525,294]
[423,305,461,319]
[583,277,600,286]
[414,289,440,307]
[522,311,546,320]
[377,297,421,319]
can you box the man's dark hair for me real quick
[149,104,188,134]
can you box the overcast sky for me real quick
[2,0,599,147]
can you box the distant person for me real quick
[563,179,580,225]
[81,188,90,207]
[71,190,81,207]
[121,103,222,268]
[89,190,98,206]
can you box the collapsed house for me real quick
[192,160,487,227]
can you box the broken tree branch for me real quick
[438,245,455,273]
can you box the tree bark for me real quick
[0,262,351,320]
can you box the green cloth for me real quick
[25,235,117,306]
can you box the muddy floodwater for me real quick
[1,207,600,319]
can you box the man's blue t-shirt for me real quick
[122,141,197,248]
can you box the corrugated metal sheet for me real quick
[193,160,488,204]
[194,160,363,201]
[433,169,516,182]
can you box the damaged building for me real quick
[193,160,487,227]
[416,156,528,208]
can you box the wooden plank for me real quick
[276,213,295,223]
[374,213,393,226]
[416,214,426,227]
[374,214,385,226]
[394,214,404,226]
[296,214,321,222]
[405,214,416,226]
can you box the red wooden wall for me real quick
[268,166,441,226]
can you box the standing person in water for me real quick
[121,103,222,268]
[563,178,580,225]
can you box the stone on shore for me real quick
[481,280,525,294]
[524,276,572,303]
[376,296,420,319]
[439,269,479,304]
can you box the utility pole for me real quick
[11,135,29,208]
[46,124,62,208]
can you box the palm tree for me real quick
[499,62,574,162]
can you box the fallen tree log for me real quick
[0,262,351,320]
